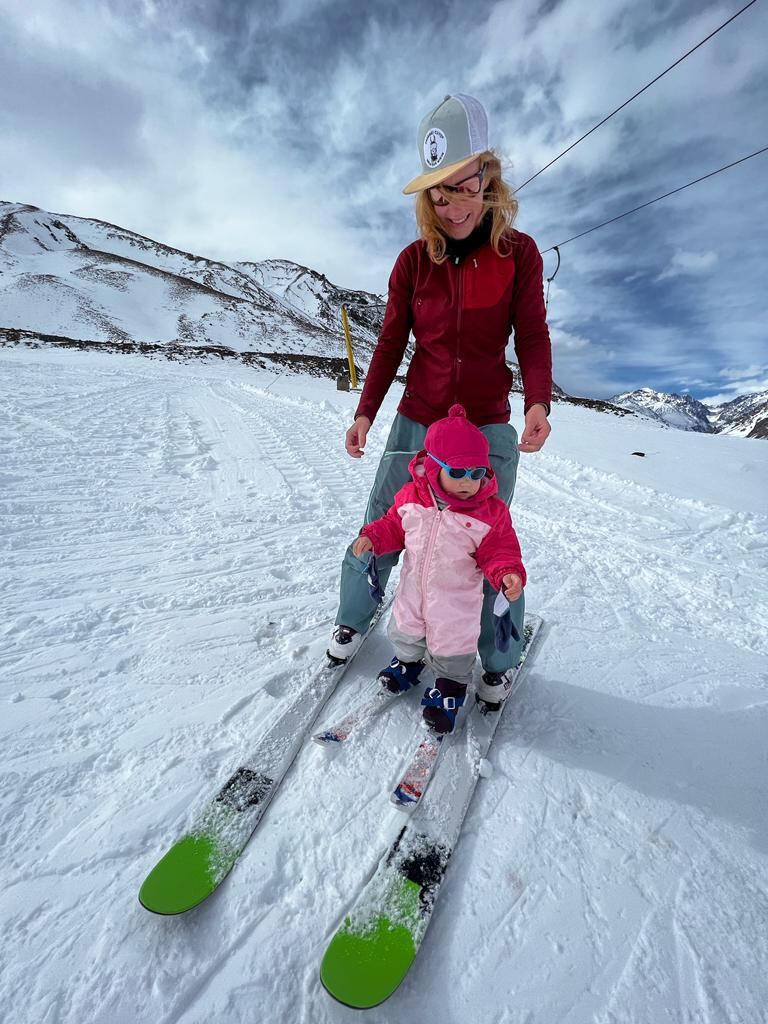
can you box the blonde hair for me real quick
[414,150,519,263]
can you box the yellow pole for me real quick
[340,305,358,389]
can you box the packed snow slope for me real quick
[2,346,767,1024]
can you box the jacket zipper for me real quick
[420,507,443,602]
[455,258,463,403]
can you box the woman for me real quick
[329,93,552,707]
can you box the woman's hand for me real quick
[518,404,551,453]
[502,572,523,601]
[345,416,372,458]
[352,535,373,558]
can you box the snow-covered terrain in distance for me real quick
[2,345,767,1024]
[0,201,383,362]
[609,386,768,439]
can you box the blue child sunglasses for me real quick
[428,452,487,481]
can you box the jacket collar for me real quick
[443,211,493,264]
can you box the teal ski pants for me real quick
[335,412,525,673]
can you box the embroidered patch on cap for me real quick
[423,128,447,168]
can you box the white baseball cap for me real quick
[402,93,489,195]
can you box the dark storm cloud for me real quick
[133,0,478,102]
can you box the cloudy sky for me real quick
[1,0,766,401]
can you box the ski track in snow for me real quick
[1,347,767,1024]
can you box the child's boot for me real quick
[378,657,425,694]
[421,677,467,734]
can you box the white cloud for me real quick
[550,326,591,352]
[656,248,718,280]
[719,364,768,383]
[700,363,768,404]
[702,380,768,405]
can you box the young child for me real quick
[351,404,526,734]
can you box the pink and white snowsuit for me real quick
[361,452,526,665]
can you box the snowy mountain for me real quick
[0,200,384,368]
[609,386,767,439]
[709,390,768,440]
[240,257,384,347]
[609,388,715,433]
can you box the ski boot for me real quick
[377,657,425,694]
[475,670,512,712]
[421,677,467,734]
[327,625,363,665]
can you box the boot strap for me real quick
[421,687,465,712]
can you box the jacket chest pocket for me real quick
[412,286,454,338]
[440,514,490,569]
[463,256,516,310]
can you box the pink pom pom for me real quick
[448,403,467,418]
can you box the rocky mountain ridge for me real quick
[610,387,767,440]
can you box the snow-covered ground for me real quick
[2,345,767,1024]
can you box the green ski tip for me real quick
[139,833,232,915]
[320,879,421,1008]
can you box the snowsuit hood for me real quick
[422,402,492,502]
[408,450,499,509]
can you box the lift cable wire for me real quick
[545,246,561,310]
[516,0,759,193]
[539,145,768,256]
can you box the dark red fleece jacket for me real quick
[355,230,552,428]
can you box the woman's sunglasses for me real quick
[428,164,486,206]
[428,452,487,481]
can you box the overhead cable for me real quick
[540,145,768,254]
[516,0,759,192]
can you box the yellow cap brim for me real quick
[401,154,481,195]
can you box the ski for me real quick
[391,733,443,807]
[313,683,400,745]
[391,613,538,809]
[138,597,392,916]
[320,614,544,1009]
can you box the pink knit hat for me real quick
[421,401,493,501]
[424,404,490,468]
